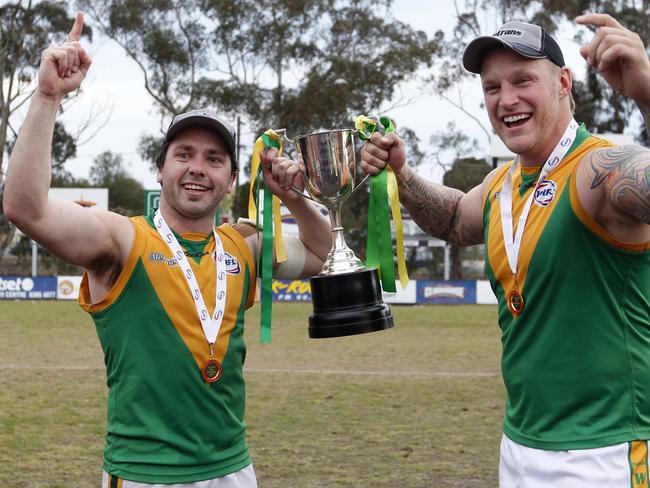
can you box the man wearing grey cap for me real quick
[3,11,330,488]
[362,13,650,487]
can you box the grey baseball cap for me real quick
[462,21,565,74]
[165,109,238,169]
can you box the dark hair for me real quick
[156,141,170,171]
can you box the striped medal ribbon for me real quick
[499,118,579,316]
[154,209,227,383]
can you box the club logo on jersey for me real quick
[213,251,241,274]
[534,179,557,207]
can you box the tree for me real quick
[106,174,145,216]
[0,1,96,267]
[80,0,441,256]
[443,156,491,279]
[78,0,211,118]
[89,150,144,216]
[89,150,127,185]
[0,0,93,178]
[79,0,439,155]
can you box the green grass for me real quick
[0,301,504,487]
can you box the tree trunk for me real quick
[0,105,10,182]
[0,223,16,267]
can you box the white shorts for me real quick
[500,434,649,487]
[102,464,257,488]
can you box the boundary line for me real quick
[0,364,499,377]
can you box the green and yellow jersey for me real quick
[483,126,650,450]
[79,215,256,483]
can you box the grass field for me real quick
[0,301,505,488]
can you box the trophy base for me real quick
[308,268,394,339]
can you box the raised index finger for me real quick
[67,11,84,42]
[575,13,623,29]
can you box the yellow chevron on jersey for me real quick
[482,134,614,318]
[570,169,650,252]
[80,217,257,369]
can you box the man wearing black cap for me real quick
[361,13,650,486]
[3,11,330,488]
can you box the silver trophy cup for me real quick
[280,128,394,338]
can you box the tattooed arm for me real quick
[360,131,488,246]
[392,164,487,246]
[577,144,650,242]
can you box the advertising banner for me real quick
[0,276,58,300]
[416,280,476,304]
[476,280,498,305]
[57,276,83,300]
[382,280,417,304]
[272,279,312,302]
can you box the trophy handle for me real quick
[269,128,319,203]
[289,183,320,203]
[350,173,370,195]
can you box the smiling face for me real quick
[480,48,573,166]
[157,127,236,232]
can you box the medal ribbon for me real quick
[500,118,579,283]
[153,209,227,353]
[248,130,287,343]
[355,115,409,292]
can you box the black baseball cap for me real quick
[164,109,238,170]
[462,21,565,74]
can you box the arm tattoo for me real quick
[589,145,650,224]
[396,166,472,245]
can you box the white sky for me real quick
[11,2,594,190]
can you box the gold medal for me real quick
[201,358,222,383]
[509,289,524,316]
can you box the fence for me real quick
[0,276,498,305]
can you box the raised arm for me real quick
[577,13,650,135]
[360,131,486,247]
[3,12,133,275]
[574,13,650,241]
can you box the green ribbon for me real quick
[254,133,281,343]
[262,133,281,150]
[260,178,274,343]
[362,116,396,292]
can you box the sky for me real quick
[12,1,593,190]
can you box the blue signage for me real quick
[0,276,58,300]
[416,280,476,304]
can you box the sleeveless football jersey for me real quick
[79,215,257,483]
[483,126,650,450]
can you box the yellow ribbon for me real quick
[273,198,286,263]
[387,167,409,289]
[354,115,378,136]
